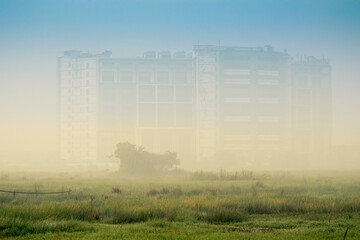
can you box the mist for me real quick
[0,0,360,173]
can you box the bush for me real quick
[170,186,182,196]
[205,187,219,196]
[187,189,202,196]
[0,218,93,237]
[159,187,169,194]
[191,170,255,181]
[197,207,247,223]
[111,187,122,194]
[146,188,159,197]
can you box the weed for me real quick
[146,188,159,197]
[205,187,219,196]
[111,187,122,194]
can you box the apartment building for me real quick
[291,56,332,155]
[194,45,292,162]
[58,46,331,168]
[58,50,110,166]
[97,51,196,164]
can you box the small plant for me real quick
[187,189,202,196]
[146,188,159,196]
[111,187,122,194]
[251,185,257,197]
[280,187,285,196]
[171,186,182,196]
[198,207,247,223]
[205,187,219,196]
[255,181,265,188]
[159,187,169,194]
[89,195,99,221]
[34,184,41,195]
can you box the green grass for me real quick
[0,172,360,239]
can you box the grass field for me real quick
[0,171,359,239]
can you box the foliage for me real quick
[192,169,255,181]
[113,142,180,176]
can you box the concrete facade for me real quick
[58,46,332,168]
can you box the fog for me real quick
[0,0,360,173]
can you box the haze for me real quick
[0,0,359,172]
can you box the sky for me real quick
[0,0,359,163]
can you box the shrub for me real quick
[0,218,93,237]
[111,187,122,194]
[197,207,247,223]
[146,188,159,197]
[255,181,265,188]
[191,170,255,181]
[159,187,169,194]
[205,187,219,196]
[187,189,202,196]
[170,186,182,196]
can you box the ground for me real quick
[0,171,359,239]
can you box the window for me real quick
[138,71,151,83]
[157,104,173,127]
[157,71,169,83]
[258,98,279,104]
[119,71,133,83]
[176,85,192,102]
[138,104,156,127]
[257,116,279,122]
[102,71,115,83]
[223,74,250,84]
[139,85,155,102]
[176,104,192,127]
[174,72,187,84]
[157,86,173,102]
[257,79,280,85]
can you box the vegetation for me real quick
[0,172,360,239]
[113,142,180,176]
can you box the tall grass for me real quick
[192,169,255,181]
[1,173,360,237]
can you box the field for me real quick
[0,171,360,239]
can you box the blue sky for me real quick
[0,0,360,145]
[1,0,359,55]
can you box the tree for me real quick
[113,142,180,176]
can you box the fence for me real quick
[0,189,72,198]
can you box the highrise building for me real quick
[194,45,292,163]
[96,51,196,165]
[57,46,332,169]
[58,50,111,166]
[291,56,332,155]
